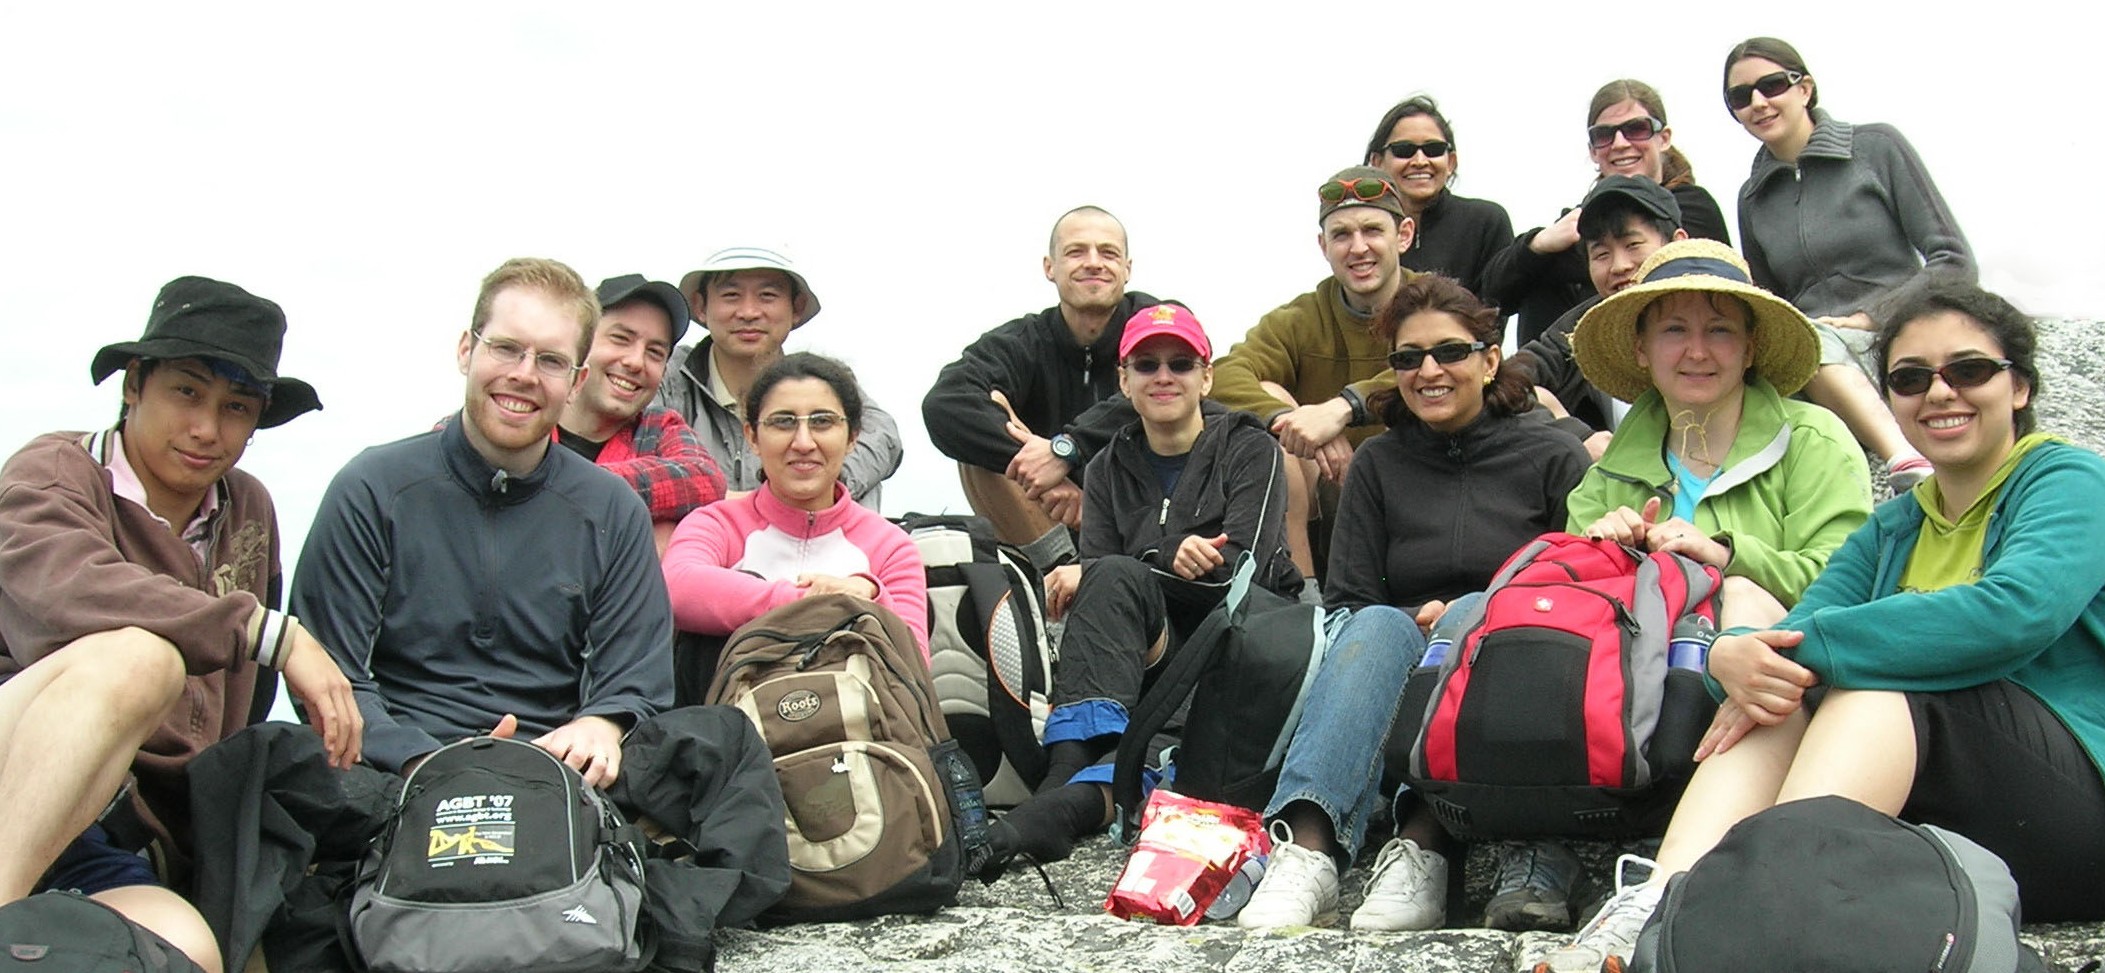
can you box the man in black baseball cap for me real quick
[556,274,725,552]
[1512,174,1690,453]
[0,276,360,970]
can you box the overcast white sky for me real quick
[4,1,2097,567]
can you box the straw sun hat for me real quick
[1572,239,1819,403]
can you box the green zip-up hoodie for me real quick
[1565,376,1871,606]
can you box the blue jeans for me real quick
[1263,604,1424,868]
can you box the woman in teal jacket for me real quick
[1540,277,2105,973]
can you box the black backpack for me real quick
[0,891,204,972]
[1111,554,1329,840]
[900,513,1059,807]
[348,736,652,973]
[1630,796,2046,973]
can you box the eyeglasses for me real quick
[1125,356,1203,375]
[474,331,580,380]
[1725,70,1806,111]
[1388,341,1488,371]
[757,411,848,434]
[1382,139,1451,160]
[1884,358,2014,397]
[1587,117,1665,149]
[1319,177,1401,205]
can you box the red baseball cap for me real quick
[1117,303,1211,361]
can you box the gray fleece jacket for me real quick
[1738,110,1972,318]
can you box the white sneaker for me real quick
[1237,821,1339,929]
[1533,854,1665,972]
[1349,837,1447,931]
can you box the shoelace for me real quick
[977,850,1066,910]
[1493,844,1543,892]
[1368,840,1427,895]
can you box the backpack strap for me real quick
[1109,554,1258,843]
[960,559,1051,788]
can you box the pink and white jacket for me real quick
[663,482,929,658]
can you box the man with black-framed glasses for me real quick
[1208,166,1422,582]
[294,257,672,788]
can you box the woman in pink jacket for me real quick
[662,353,928,675]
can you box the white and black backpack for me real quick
[348,736,651,973]
[902,513,1059,808]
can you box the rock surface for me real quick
[717,319,2105,973]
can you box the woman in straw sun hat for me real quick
[1534,236,1878,972]
[1566,237,1872,626]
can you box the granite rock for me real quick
[716,319,2105,973]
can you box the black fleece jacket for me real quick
[923,291,1170,480]
[1511,294,1616,436]
[1400,189,1515,301]
[1324,409,1590,613]
[1081,402,1302,599]
[1481,182,1729,345]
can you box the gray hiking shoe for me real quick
[1531,854,1664,973]
[1484,839,1582,931]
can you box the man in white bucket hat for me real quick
[659,246,902,509]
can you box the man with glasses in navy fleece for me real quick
[1207,166,1422,583]
[293,257,672,789]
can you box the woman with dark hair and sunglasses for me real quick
[1723,36,1972,497]
[1236,275,1588,933]
[1536,276,2105,971]
[1362,95,1514,301]
[984,304,1302,869]
[1482,78,1732,348]
[662,352,929,659]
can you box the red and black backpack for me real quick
[1398,533,1721,838]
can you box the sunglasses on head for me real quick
[1725,69,1806,111]
[1126,355,1203,375]
[1587,116,1665,149]
[1382,139,1451,160]
[1885,357,2013,397]
[1388,340,1487,371]
[1319,177,1399,205]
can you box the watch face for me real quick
[1051,436,1075,458]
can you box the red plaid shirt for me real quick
[587,406,726,522]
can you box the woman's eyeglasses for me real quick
[758,411,847,434]
[1587,117,1665,149]
[1884,357,2014,396]
[1382,139,1451,160]
[1388,341,1487,371]
[1725,70,1806,111]
[1125,356,1203,375]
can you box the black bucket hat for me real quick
[90,276,322,428]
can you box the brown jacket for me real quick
[0,430,276,871]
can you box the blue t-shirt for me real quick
[1665,452,1716,523]
[1147,448,1189,496]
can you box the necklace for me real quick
[1667,407,1723,475]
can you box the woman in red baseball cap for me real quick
[984,303,1304,871]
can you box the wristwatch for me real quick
[1048,434,1078,461]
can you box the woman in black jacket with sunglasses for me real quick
[1481,79,1730,347]
[1362,96,1514,303]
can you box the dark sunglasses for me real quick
[1126,356,1203,375]
[1725,69,1806,111]
[1587,116,1665,149]
[1382,139,1451,160]
[1885,357,2014,397]
[1388,340,1487,371]
[1319,176,1399,205]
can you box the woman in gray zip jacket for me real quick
[1723,36,1972,495]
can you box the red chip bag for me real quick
[1104,789,1270,925]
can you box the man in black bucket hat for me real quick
[0,275,361,971]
